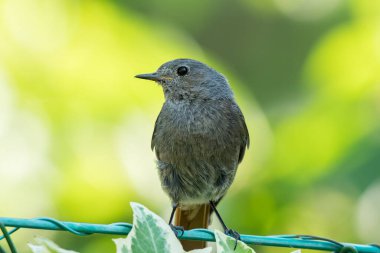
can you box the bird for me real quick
[135,59,249,249]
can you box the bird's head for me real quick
[135,59,234,101]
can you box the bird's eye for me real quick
[177,66,188,76]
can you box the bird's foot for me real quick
[225,229,241,250]
[170,224,184,237]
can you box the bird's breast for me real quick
[154,99,239,164]
[162,100,222,137]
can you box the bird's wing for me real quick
[151,110,162,160]
[237,106,250,164]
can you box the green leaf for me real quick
[114,202,211,253]
[28,237,79,253]
[123,202,182,253]
[215,230,255,253]
[188,249,212,253]
[113,238,129,253]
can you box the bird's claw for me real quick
[170,224,184,237]
[225,229,241,250]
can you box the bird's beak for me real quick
[135,72,172,82]
[135,72,160,81]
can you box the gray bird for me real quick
[135,59,249,242]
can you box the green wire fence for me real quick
[0,217,379,253]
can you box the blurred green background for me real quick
[0,0,379,252]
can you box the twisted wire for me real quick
[0,223,17,253]
[0,217,379,253]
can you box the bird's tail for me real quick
[174,203,210,250]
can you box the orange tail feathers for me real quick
[174,204,210,250]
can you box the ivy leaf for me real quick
[28,237,79,253]
[188,249,212,253]
[114,202,211,253]
[215,230,255,253]
[113,238,129,253]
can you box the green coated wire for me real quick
[275,234,344,247]
[37,218,91,236]
[0,223,17,253]
[0,217,379,253]
[0,228,19,241]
